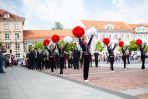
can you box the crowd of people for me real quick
[0,35,147,83]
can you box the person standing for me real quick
[0,49,5,73]
[46,44,56,72]
[126,49,130,64]
[94,51,99,67]
[122,46,128,69]
[107,44,117,71]
[67,50,73,68]
[73,47,80,70]
[36,50,42,71]
[57,43,68,76]
[139,44,146,70]
[79,35,94,82]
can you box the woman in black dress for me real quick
[57,43,68,76]
[45,44,56,72]
[79,35,94,82]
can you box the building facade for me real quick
[79,20,148,51]
[0,9,25,59]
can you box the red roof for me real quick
[81,20,132,30]
[23,30,74,40]
[0,9,24,19]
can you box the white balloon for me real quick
[124,41,130,45]
[85,27,97,36]
[64,36,73,43]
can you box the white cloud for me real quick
[95,0,148,24]
[21,0,90,29]
[0,0,148,30]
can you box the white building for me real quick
[79,20,148,51]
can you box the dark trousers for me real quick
[141,55,145,69]
[126,55,130,64]
[59,57,64,74]
[73,58,79,70]
[68,58,73,68]
[45,59,49,69]
[0,62,4,73]
[122,55,126,68]
[95,59,98,67]
[109,55,114,71]
[49,56,55,72]
[83,54,90,80]
[37,61,42,70]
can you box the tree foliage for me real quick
[144,45,148,53]
[34,42,44,50]
[52,22,63,30]
[58,40,77,52]
[0,42,2,48]
[95,40,104,52]
[128,40,138,51]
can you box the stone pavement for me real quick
[0,67,137,99]
[42,64,148,99]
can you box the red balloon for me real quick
[52,35,60,43]
[136,39,142,46]
[119,41,124,47]
[43,39,50,46]
[72,26,85,38]
[103,38,110,45]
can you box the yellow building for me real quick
[0,9,25,59]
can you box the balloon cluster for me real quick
[52,35,60,43]
[43,39,50,46]
[103,38,110,45]
[119,41,124,47]
[136,39,142,46]
[72,26,85,38]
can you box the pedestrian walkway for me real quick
[0,67,137,99]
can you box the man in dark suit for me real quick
[67,51,73,68]
[0,48,5,73]
[139,44,146,70]
[73,47,80,70]
[122,46,128,69]
[94,51,99,67]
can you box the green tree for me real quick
[95,41,104,52]
[0,42,2,48]
[34,42,44,50]
[52,22,63,30]
[144,45,148,53]
[58,40,76,52]
[128,40,138,51]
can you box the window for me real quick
[4,13,10,18]
[5,43,11,49]
[127,35,130,39]
[4,23,9,30]
[114,35,118,39]
[95,35,98,39]
[109,35,111,39]
[4,33,10,40]
[14,24,20,29]
[121,34,124,39]
[105,24,114,30]
[15,33,19,39]
[16,53,20,58]
[102,35,105,39]
[16,43,20,50]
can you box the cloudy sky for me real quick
[0,0,148,30]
